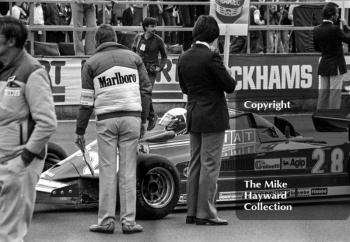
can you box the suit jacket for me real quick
[43,3,63,25]
[122,7,133,26]
[313,21,350,76]
[177,44,236,133]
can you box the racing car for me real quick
[36,108,350,219]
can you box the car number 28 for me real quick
[311,148,344,173]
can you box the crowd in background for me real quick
[0,1,209,53]
[0,0,335,55]
[231,0,308,54]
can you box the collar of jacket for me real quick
[323,19,334,24]
[193,43,210,50]
[95,42,129,53]
[195,41,210,49]
[142,32,156,40]
[0,48,24,73]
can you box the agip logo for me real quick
[281,157,307,169]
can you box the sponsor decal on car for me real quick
[296,188,311,197]
[281,157,307,169]
[218,191,244,201]
[254,158,280,171]
[224,129,256,145]
[178,194,187,204]
[311,188,328,196]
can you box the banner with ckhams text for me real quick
[209,0,251,35]
[37,54,348,108]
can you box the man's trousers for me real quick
[147,72,157,120]
[96,116,140,225]
[72,3,96,55]
[0,156,44,242]
[317,74,344,110]
[186,131,225,220]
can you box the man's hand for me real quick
[225,65,232,76]
[340,19,347,27]
[75,134,86,151]
[140,122,147,139]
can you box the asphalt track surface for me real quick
[25,114,350,242]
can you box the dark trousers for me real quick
[148,72,157,120]
[187,131,225,219]
[179,6,195,51]
[162,10,176,45]
[46,31,65,43]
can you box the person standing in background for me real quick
[33,2,45,42]
[250,0,265,53]
[133,1,144,26]
[313,2,350,110]
[162,1,176,46]
[177,15,236,226]
[0,16,57,242]
[43,2,66,43]
[7,2,27,21]
[72,0,98,55]
[111,1,127,26]
[97,1,113,25]
[148,0,163,26]
[178,5,195,51]
[132,17,167,131]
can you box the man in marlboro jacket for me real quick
[0,17,57,242]
[75,24,152,234]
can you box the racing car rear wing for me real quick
[312,110,350,141]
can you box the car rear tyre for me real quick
[136,155,180,219]
[44,142,67,172]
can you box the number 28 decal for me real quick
[311,148,344,173]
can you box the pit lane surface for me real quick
[26,115,350,242]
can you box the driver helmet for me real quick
[158,108,187,133]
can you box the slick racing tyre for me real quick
[44,142,67,172]
[136,154,180,219]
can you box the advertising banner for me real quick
[38,55,329,108]
[227,55,320,100]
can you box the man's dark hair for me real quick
[142,17,157,31]
[95,24,117,45]
[0,16,27,49]
[192,15,219,43]
[322,2,339,20]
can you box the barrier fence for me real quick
[3,0,336,55]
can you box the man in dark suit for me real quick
[177,15,236,226]
[43,3,66,43]
[313,2,350,110]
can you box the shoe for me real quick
[195,218,228,226]
[122,223,143,234]
[186,216,196,224]
[89,220,115,234]
[147,114,158,131]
